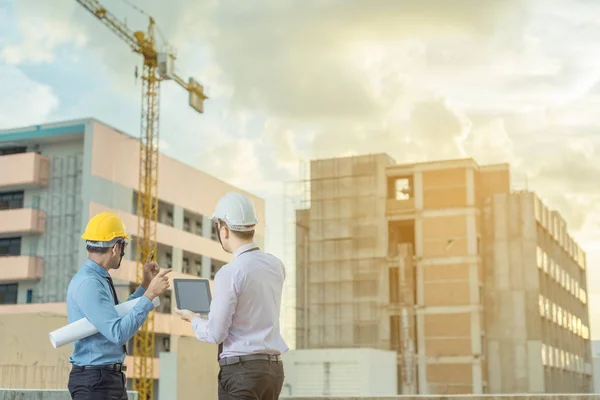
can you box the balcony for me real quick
[0,256,43,282]
[0,208,46,236]
[0,153,50,189]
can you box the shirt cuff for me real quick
[134,295,155,313]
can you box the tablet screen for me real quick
[173,279,212,314]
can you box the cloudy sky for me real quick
[2,0,600,336]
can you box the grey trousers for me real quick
[218,360,285,400]
[68,367,128,400]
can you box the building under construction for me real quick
[295,154,592,394]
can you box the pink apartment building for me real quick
[0,118,265,392]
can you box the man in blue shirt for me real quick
[67,212,171,399]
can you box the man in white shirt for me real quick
[176,192,288,400]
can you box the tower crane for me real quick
[74,1,208,398]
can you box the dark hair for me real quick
[86,245,111,254]
[215,219,255,241]
[230,228,255,241]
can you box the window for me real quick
[183,217,191,232]
[0,237,21,256]
[26,289,33,304]
[211,223,218,240]
[539,295,545,316]
[0,191,24,210]
[211,259,225,279]
[0,146,26,156]
[0,284,18,304]
[536,246,543,268]
[194,261,202,277]
[194,220,203,236]
[166,211,174,226]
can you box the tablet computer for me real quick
[173,278,212,314]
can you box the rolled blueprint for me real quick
[49,296,161,348]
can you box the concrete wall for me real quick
[89,120,265,239]
[483,192,593,393]
[282,348,397,397]
[170,336,220,400]
[483,192,543,393]
[0,313,71,389]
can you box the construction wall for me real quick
[295,209,310,349]
[304,154,393,349]
[417,164,484,395]
[164,336,220,400]
[0,313,71,389]
[483,191,593,393]
[482,192,544,393]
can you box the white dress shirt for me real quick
[191,242,289,358]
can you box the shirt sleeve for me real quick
[191,269,238,344]
[127,285,146,301]
[75,278,154,345]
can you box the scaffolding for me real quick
[388,243,417,394]
[37,154,83,303]
[282,160,310,350]
[299,155,390,349]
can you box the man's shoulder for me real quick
[67,267,103,295]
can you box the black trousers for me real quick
[68,367,128,400]
[218,360,285,400]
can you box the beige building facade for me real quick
[295,154,592,394]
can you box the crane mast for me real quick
[74,1,207,399]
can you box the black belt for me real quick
[219,354,281,367]
[72,363,127,372]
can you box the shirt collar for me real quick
[84,258,111,278]
[233,242,259,258]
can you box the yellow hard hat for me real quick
[81,212,131,243]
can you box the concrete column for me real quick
[466,168,475,206]
[416,311,427,394]
[172,247,183,273]
[413,171,423,209]
[202,255,212,279]
[173,205,184,230]
[472,358,483,394]
[414,218,423,257]
[158,352,178,399]
[202,216,213,239]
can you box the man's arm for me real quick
[75,278,154,345]
[127,285,146,301]
[191,269,238,344]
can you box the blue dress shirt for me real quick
[67,258,154,366]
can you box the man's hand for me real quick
[175,309,202,322]
[142,251,160,289]
[144,268,173,301]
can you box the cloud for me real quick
[0,65,59,128]
[0,0,86,65]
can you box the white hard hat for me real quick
[212,192,259,232]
